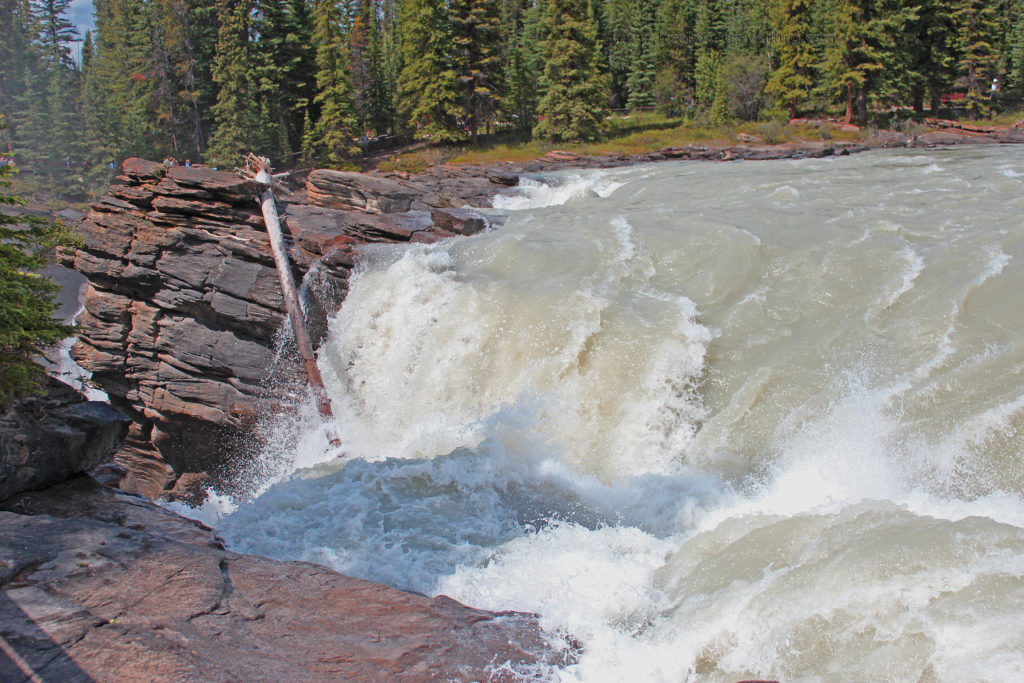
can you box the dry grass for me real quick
[380,116,872,170]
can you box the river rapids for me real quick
[185,147,1024,682]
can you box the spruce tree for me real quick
[1011,1,1024,93]
[0,117,75,405]
[604,0,637,107]
[503,0,545,130]
[902,0,958,113]
[765,0,817,119]
[207,0,258,166]
[534,0,609,142]
[451,0,504,143]
[396,0,461,141]
[955,0,1000,117]
[304,0,360,164]
[254,0,315,161]
[625,0,657,109]
[653,0,698,114]
[818,0,884,123]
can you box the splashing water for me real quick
[202,147,1024,682]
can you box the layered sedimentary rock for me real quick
[0,477,570,681]
[61,159,499,499]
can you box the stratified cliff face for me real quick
[61,159,503,499]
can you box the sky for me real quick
[69,0,95,35]
[68,0,95,62]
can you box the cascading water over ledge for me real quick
[199,147,1024,682]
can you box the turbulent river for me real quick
[193,147,1024,681]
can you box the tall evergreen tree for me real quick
[451,0,504,143]
[207,0,258,166]
[1011,0,1024,92]
[818,0,884,123]
[605,0,639,107]
[396,0,461,140]
[303,0,360,164]
[0,116,75,404]
[253,0,315,162]
[534,0,608,141]
[765,0,817,119]
[902,0,957,113]
[503,0,545,130]
[954,0,1000,116]
[625,0,657,109]
[653,0,697,114]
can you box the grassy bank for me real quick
[374,107,1023,174]
[377,113,871,172]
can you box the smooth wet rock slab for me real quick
[0,478,571,681]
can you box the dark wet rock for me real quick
[431,207,489,236]
[0,378,130,501]
[0,477,571,682]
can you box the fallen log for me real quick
[246,154,341,447]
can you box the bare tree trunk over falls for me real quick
[246,155,341,448]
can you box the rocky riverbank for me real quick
[0,476,569,682]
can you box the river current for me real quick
[191,147,1024,681]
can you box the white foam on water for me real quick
[202,147,1024,682]
[492,172,627,210]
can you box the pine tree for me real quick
[207,0,259,166]
[625,0,657,109]
[653,0,698,114]
[451,0,504,143]
[902,0,957,113]
[818,0,884,123]
[605,0,638,107]
[955,0,1000,117]
[765,0,817,119]
[0,117,75,405]
[503,0,545,130]
[253,0,315,161]
[304,0,360,164]
[1011,1,1024,93]
[396,0,461,141]
[534,0,608,141]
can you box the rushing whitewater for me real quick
[203,147,1024,681]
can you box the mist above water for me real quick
[200,147,1024,682]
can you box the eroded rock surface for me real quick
[0,478,570,682]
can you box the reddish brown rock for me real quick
[0,478,572,682]
[306,169,421,214]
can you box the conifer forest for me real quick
[2,0,1024,197]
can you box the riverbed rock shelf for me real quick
[0,476,569,682]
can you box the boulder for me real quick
[430,207,489,236]
[0,378,130,501]
[306,170,421,214]
[0,478,572,682]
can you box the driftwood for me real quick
[243,154,341,447]
[923,118,998,134]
